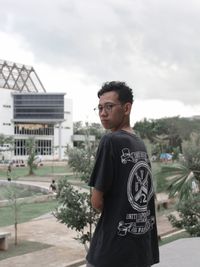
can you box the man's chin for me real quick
[101,121,111,130]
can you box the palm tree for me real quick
[156,133,200,201]
[26,137,37,175]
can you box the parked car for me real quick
[11,159,26,167]
[0,144,11,151]
[34,155,43,166]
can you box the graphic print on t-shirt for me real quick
[117,148,155,236]
[127,161,153,212]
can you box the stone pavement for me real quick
[80,238,200,267]
[157,237,200,267]
[79,238,200,267]
[0,215,86,267]
[79,237,200,267]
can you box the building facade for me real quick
[0,60,73,162]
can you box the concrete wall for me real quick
[0,89,13,136]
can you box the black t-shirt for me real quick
[86,130,159,267]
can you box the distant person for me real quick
[7,163,12,181]
[49,179,57,193]
[86,81,159,267]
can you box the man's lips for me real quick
[100,119,109,123]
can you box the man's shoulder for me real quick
[97,133,112,150]
[111,130,142,142]
[100,130,144,146]
[99,131,125,143]
[100,132,113,142]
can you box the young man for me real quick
[49,179,57,193]
[86,81,159,267]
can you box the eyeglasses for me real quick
[94,103,122,114]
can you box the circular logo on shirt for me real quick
[127,161,153,212]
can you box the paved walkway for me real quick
[157,237,200,267]
[80,238,200,267]
[0,180,195,267]
[0,215,86,267]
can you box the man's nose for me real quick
[99,107,108,116]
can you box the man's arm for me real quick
[91,188,104,212]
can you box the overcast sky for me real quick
[0,0,200,125]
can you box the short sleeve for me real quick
[89,135,114,193]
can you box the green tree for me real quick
[73,121,85,135]
[153,134,169,154]
[0,134,14,162]
[73,121,104,142]
[6,182,25,245]
[183,133,200,182]
[160,117,182,151]
[67,146,96,183]
[86,122,104,141]
[134,117,182,158]
[134,116,200,156]
[156,133,200,201]
[26,138,37,175]
[55,132,99,250]
[134,118,157,142]
[168,194,200,236]
[55,178,99,251]
[0,134,14,147]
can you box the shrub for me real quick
[168,194,200,237]
[54,177,99,251]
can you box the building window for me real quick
[14,139,26,156]
[13,94,64,120]
[36,139,52,155]
[3,105,11,108]
[14,123,54,136]
[14,139,52,156]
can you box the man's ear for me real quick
[124,102,132,115]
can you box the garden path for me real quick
[0,180,177,267]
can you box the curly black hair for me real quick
[97,81,134,104]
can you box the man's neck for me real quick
[121,126,133,134]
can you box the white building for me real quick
[0,60,73,161]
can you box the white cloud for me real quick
[0,32,34,64]
[0,0,200,123]
[132,99,200,124]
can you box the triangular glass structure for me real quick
[0,59,46,93]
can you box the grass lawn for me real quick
[0,200,58,227]
[0,240,52,261]
[0,164,72,180]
